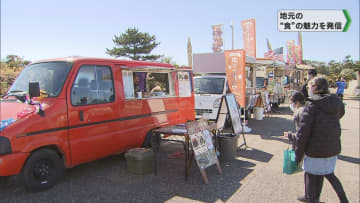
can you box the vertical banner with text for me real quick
[241,19,256,57]
[297,32,303,64]
[212,24,223,52]
[286,40,296,65]
[294,46,301,65]
[224,49,246,107]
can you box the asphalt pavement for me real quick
[0,98,359,203]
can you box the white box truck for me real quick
[193,52,257,120]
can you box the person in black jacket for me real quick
[301,69,317,98]
[294,77,348,203]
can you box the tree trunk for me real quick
[357,71,360,87]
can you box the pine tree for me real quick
[106,28,161,61]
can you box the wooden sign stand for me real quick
[185,119,222,184]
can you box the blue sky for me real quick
[1,0,359,65]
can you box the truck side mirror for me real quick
[29,82,40,99]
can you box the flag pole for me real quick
[230,21,234,50]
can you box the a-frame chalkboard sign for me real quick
[185,119,222,184]
[216,94,247,147]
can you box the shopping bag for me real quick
[283,149,302,174]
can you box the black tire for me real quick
[21,149,64,193]
[142,131,160,151]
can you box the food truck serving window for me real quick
[178,71,192,97]
[122,70,175,99]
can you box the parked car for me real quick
[0,57,194,192]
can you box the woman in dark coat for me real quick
[294,77,348,203]
[301,69,317,99]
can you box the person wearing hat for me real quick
[301,69,317,99]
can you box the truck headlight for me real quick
[213,98,221,108]
[0,136,12,155]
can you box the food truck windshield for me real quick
[8,62,73,97]
[194,77,225,94]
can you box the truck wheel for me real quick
[21,149,64,193]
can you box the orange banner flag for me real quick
[224,49,246,107]
[241,19,256,57]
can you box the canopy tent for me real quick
[253,58,286,68]
[295,64,315,70]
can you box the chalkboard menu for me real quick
[215,96,228,129]
[215,94,248,148]
[225,94,242,135]
[185,119,222,184]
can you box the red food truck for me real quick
[0,57,194,192]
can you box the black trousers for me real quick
[337,93,344,101]
[304,172,348,203]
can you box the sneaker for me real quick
[297,195,306,202]
[297,195,322,203]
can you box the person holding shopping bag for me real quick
[293,77,348,203]
[286,91,306,150]
[283,91,305,175]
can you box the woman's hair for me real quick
[309,77,330,94]
[290,91,305,105]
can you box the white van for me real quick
[194,75,228,120]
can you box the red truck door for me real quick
[67,63,121,166]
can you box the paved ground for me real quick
[0,98,359,203]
